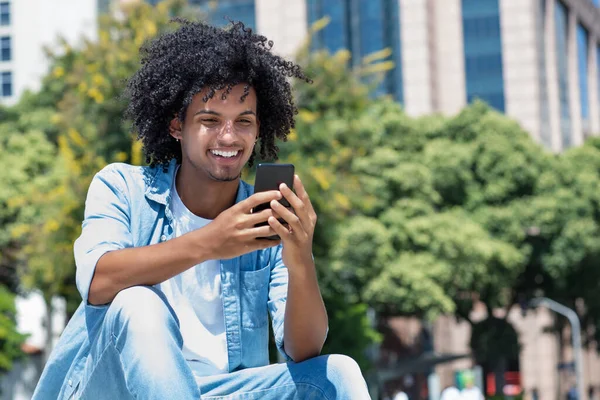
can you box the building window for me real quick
[0,2,8,26]
[554,1,571,148]
[191,0,256,30]
[1,36,10,61]
[462,0,506,112]
[576,25,589,125]
[537,0,551,147]
[383,0,403,103]
[1,71,11,97]
[307,0,403,102]
[307,0,350,54]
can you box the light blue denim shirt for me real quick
[32,159,291,400]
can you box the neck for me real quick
[175,162,240,220]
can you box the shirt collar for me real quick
[144,158,178,205]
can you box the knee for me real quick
[107,286,177,336]
[324,354,370,398]
[325,354,364,384]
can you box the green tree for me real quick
[286,38,597,387]
[0,102,58,292]
[0,286,25,375]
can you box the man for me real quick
[33,19,370,399]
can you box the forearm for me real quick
[88,231,208,305]
[283,262,328,362]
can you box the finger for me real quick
[293,175,316,216]
[279,182,309,223]
[248,235,282,250]
[268,215,293,241]
[245,224,281,241]
[241,190,282,212]
[270,200,302,231]
[244,208,276,226]
[271,209,283,222]
[254,238,282,248]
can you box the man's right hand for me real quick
[197,190,283,260]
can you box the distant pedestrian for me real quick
[460,372,484,400]
[441,385,461,400]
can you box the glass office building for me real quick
[461,0,505,112]
[306,0,403,102]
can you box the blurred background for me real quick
[1,0,600,399]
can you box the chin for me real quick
[208,172,240,182]
[216,176,239,182]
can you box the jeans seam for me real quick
[201,382,330,400]
[110,332,139,399]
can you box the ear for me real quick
[169,116,182,141]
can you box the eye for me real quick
[202,118,219,124]
[238,119,252,125]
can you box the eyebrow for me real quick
[194,109,257,117]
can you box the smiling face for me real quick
[170,84,259,182]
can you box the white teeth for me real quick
[211,150,239,158]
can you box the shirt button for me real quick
[160,235,167,242]
[68,379,73,386]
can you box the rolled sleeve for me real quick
[266,245,292,361]
[74,166,133,304]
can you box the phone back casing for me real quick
[254,163,295,210]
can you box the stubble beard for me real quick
[208,171,239,182]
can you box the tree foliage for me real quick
[286,38,600,371]
[0,286,25,373]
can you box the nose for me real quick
[218,120,236,142]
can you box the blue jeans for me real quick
[75,286,371,399]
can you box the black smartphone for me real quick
[253,163,295,240]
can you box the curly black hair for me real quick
[124,18,311,167]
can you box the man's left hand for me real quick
[267,174,317,269]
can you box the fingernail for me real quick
[280,183,287,190]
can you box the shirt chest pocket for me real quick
[239,265,270,328]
